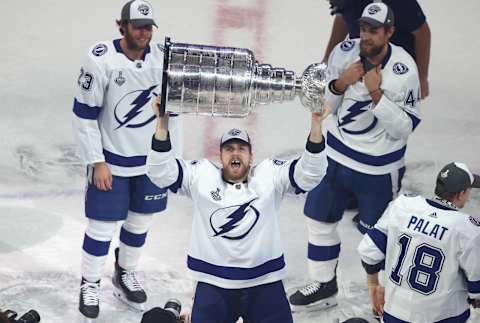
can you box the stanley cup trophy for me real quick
[159,37,328,117]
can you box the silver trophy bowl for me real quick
[159,37,327,117]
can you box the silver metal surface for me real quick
[160,37,327,117]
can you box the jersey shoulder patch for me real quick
[272,159,286,166]
[340,40,355,52]
[91,43,108,57]
[393,62,409,75]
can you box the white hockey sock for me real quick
[118,211,154,271]
[307,218,340,282]
[81,219,117,282]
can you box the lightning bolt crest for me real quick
[115,85,156,129]
[214,202,250,236]
[337,100,372,128]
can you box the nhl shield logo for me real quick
[138,4,150,16]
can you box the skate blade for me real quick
[112,288,146,312]
[80,313,98,323]
[290,296,338,313]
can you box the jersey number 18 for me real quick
[389,234,445,295]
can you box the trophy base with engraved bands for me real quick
[159,37,327,117]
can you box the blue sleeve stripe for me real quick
[308,243,341,261]
[468,280,480,293]
[103,149,146,167]
[288,159,306,194]
[119,227,147,248]
[167,159,183,193]
[187,255,285,280]
[367,228,387,255]
[405,111,421,130]
[73,99,101,120]
[327,132,406,166]
[82,234,111,257]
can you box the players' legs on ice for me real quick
[80,219,117,319]
[352,167,405,233]
[80,174,130,318]
[290,160,355,310]
[111,175,167,310]
[118,211,154,270]
[112,211,154,310]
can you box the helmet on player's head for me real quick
[120,0,157,28]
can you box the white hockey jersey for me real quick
[72,39,182,176]
[358,194,480,322]
[147,141,327,289]
[324,39,421,175]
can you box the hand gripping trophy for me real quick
[158,37,327,117]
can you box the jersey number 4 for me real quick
[389,234,445,295]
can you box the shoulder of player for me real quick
[149,42,165,54]
[389,193,424,212]
[385,44,419,78]
[183,158,216,169]
[331,39,360,62]
[86,40,116,60]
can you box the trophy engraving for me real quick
[159,37,327,117]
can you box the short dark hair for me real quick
[116,19,128,36]
[434,187,460,201]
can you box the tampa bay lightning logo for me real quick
[114,85,157,129]
[92,44,107,57]
[338,100,378,135]
[229,129,242,136]
[138,4,150,15]
[368,4,382,15]
[393,62,409,75]
[210,199,260,240]
[340,40,354,52]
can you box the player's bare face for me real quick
[457,188,471,208]
[220,141,252,182]
[359,24,387,58]
[125,24,153,51]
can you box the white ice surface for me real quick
[1,0,480,322]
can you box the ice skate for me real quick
[79,278,100,321]
[289,277,338,312]
[112,247,147,311]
